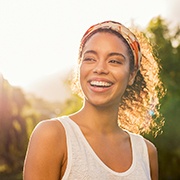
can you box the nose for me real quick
[93,61,109,74]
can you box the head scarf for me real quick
[80,20,142,70]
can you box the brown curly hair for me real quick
[71,28,165,136]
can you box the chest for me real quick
[85,135,133,173]
[60,120,151,180]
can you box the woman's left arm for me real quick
[145,139,159,180]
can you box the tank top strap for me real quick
[126,130,150,175]
[55,116,151,180]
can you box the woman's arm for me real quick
[145,139,159,180]
[23,120,66,180]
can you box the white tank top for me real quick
[57,116,151,180]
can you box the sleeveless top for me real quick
[57,116,151,180]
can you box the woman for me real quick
[23,21,164,179]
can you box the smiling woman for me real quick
[79,32,133,106]
[23,20,164,180]
[73,21,164,135]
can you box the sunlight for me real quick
[0,0,176,88]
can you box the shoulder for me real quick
[27,118,67,161]
[129,132,157,153]
[144,138,157,158]
[144,138,159,179]
[128,132,157,158]
[31,119,65,142]
[23,119,67,179]
[127,132,158,179]
[30,119,66,151]
[34,118,65,134]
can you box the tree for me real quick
[146,16,180,94]
[0,75,62,178]
[0,75,29,173]
[144,16,180,179]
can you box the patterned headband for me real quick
[80,21,142,70]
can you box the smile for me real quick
[90,81,113,87]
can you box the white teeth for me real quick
[90,81,112,87]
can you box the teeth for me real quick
[90,81,112,87]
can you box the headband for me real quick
[80,21,142,70]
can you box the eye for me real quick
[83,58,94,61]
[109,59,122,64]
[83,57,96,62]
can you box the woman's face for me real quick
[79,32,136,107]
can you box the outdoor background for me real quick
[0,0,180,179]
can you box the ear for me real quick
[128,70,138,86]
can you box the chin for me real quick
[85,98,115,109]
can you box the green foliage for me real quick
[59,94,83,116]
[0,75,62,178]
[0,76,29,174]
[144,16,180,179]
[146,16,180,95]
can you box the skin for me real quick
[23,32,158,180]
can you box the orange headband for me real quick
[80,21,142,70]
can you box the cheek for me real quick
[79,65,84,78]
[79,65,87,86]
[115,70,131,87]
[79,63,91,78]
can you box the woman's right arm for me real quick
[23,120,66,180]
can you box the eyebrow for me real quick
[83,50,126,60]
[108,52,126,60]
[83,50,98,56]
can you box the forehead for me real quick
[82,32,128,53]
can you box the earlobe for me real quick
[128,77,135,86]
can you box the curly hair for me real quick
[71,28,165,136]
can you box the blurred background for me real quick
[0,0,180,179]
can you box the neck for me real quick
[71,100,120,134]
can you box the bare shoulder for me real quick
[28,119,67,160]
[23,119,66,180]
[32,119,65,141]
[28,119,66,150]
[144,138,157,155]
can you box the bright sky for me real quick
[0,0,179,88]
